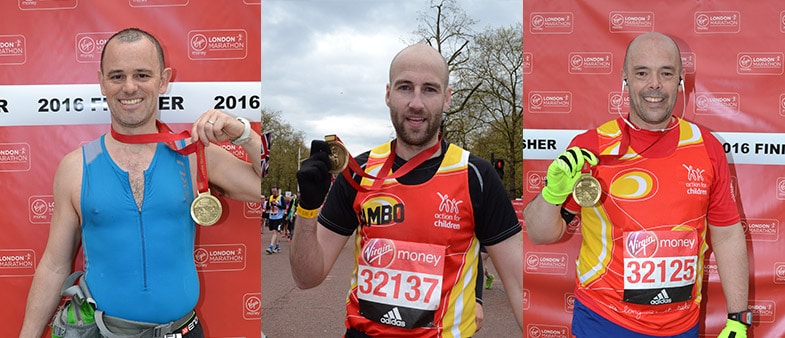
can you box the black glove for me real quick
[296,140,332,210]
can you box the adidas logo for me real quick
[649,289,673,305]
[380,307,407,327]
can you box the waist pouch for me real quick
[51,271,195,338]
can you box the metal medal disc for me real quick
[190,192,223,226]
[325,135,349,174]
[572,174,601,207]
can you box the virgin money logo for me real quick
[29,195,54,224]
[528,91,572,114]
[529,13,574,34]
[243,293,262,319]
[188,29,249,60]
[19,0,77,10]
[626,231,658,258]
[737,52,784,75]
[362,238,395,268]
[129,0,189,7]
[694,11,741,33]
[609,11,654,33]
[75,32,112,63]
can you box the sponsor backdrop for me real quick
[523,1,784,337]
[0,1,261,337]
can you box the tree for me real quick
[414,0,523,197]
[260,108,306,196]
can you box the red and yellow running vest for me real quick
[575,119,713,335]
[345,143,479,338]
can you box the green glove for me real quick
[718,319,747,338]
[541,146,598,205]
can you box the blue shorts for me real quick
[572,298,698,338]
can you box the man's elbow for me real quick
[293,276,323,290]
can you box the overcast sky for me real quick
[262,0,521,155]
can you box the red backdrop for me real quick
[0,1,261,337]
[523,1,785,337]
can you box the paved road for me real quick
[261,230,520,337]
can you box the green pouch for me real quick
[51,299,99,338]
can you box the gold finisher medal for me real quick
[325,134,349,174]
[573,174,601,207]
[191,191,223,226]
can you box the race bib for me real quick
[623,230,698,305]
[356,238,445,329]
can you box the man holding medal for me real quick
[290,43,523,337]
[523,32,750,338]
[20,28,263,338]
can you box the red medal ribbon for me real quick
[334,134,443,193]
[110,120,210,194]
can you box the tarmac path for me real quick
[261,230,520,337]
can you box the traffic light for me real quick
[493,158,504,179]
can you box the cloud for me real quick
[262,0,520,155]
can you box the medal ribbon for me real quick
[110,120,210,194]
[332,135,443,193]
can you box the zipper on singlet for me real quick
[138,207,148,290]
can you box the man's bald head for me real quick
[389,43,450,88]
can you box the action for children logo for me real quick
[0,249,36,276]
[683,164,708,196]
[29,195,54,224]
[525,252,568,275]
[609,12,654,33]
[434,192,462,230]
[0,143,31,172]
[75,32,113,63]
[694,92,739,115]
[0,35,26,65]
[528,91,572,114]
[529,12,573,34]
[741,218,778,241]
[188,29,248,60]
[194,244,247,271]
[129,0,189,6]
[568,52,613,74]
[362,238,396,269]
[19,0,77,10]
[737,53,784,75]
[243,293,262,320]
[694,11,741,33]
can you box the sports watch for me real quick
[230,116,252,145]
[728,310,753,326]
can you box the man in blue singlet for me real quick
[20,28,263,338]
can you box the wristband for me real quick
[230,116,252,145]
[296,205,319,218]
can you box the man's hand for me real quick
[296,140,332,210]
[541,146,598,205]
[718,319,747,338]
[191,109,248,146]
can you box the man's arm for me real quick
[20,151,83,338]
[289,215,350,289]
[194,109,262,202]
[523,193,567,244]
[709,222,749,312]
[485,231,523,329]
